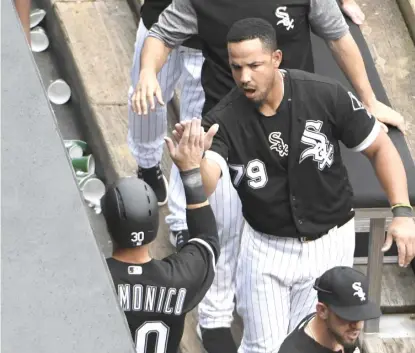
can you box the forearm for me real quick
[186,205,219,258]
[369,141,409,206]
[201,158,221,197]
[328,33,376,106]
[140,37,172,76]
[180,168,219,259]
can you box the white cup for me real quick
[30,9,46,29]
[30,26,49,52]
[48,79,71,105]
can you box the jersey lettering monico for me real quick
[106,240,215,353]
[117,282,187,315]
[202,69,380,236]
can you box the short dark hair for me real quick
[226,18,278,52]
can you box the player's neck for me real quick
[309,317,345,353]
[112,246,152,264]
[259,70,284,116]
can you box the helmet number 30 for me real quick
[131,231,145,245]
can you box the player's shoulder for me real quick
[287,68,342,94]
[106,257,117,270]
[204,87,247,124]
[278,313,315,353]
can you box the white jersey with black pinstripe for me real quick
[127,19,205,169]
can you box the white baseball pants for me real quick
[127,19,205,169]
[236,218,356,353]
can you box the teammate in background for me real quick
[127,0,205,251]
[132,1,405,350]
[104,119,219,353]
[341,0,365,26]
[14,0,31,44]
[278,267,381,353]
[171,19,415,353]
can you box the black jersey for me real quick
[202,69,380,237]
[107,206,219,353]
[278,313,361,353]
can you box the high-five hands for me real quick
[171,120,219,152]
[164,118,205,172]
[164,118,219,171]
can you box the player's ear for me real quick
[316,302,329,320]
[272,49,282,69]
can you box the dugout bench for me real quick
[311,18,415,333]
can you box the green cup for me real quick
[72,155,95,174]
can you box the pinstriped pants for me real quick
[236,218,356,353]
[127,19,205,169]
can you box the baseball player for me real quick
[105,119,219,353]
[128,0,205,248]
[278,266,381,353]
[172,18,415,353]
[131,0,406,348]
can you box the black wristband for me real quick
[392,206,414,218]
[180,168,207,205]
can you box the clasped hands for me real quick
[164,118,219,172]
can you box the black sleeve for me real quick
[160,206,219,314]
[202,111,230,161]
[333,83,380,152]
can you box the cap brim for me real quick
[329,301,381,321]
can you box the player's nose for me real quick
[240,68,252,84]
[349,320,364,330]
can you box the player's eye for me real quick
[249,63,261,69]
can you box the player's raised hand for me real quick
[382,217,415,267]
[173,120,219,152]
[165,118,205,171]
[131,69,165,115]
[203,123,220,151]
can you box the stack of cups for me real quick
[30,9,49,53]
[64,140,106,214]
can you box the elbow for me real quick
[145,34,173,51]
[328,31,353,53]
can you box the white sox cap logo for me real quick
[299,120,334,171]
[275,7,294,31]
[352,282,366,301]
[269,132,289,157]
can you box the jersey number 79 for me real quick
[135,321,170,353]
[229,159,268,189]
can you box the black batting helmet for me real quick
[102,177,159,248]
